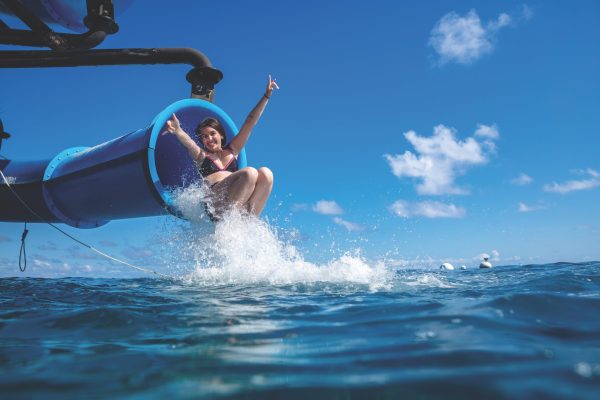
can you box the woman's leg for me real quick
[209,167,258,215]
[246,167,274,216]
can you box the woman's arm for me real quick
[228,75,279,156]
[165,113,204,160]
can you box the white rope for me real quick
[0,168,172,278]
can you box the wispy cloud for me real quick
[312,200,344,215]
[31,253,63,265]
[474,123,500,140]
[99,240,118,248]
[520,4,534,21]
[543,168,600,194]
[333,217,364,232]
[429,9,512,65]
[474,123,500,153]
[389,200,466,219]
[0,234,11,243]
[37,241,58,251]
[33,258,53,268]
[518,202,545,213]
[384,124,498,195]
[577,224,600,235]
[309,200,363,231]
[65,245,109,262]
[27,253,128,276]
[291,203,309,212]
[121,245,156,261]
[511,173,533,185]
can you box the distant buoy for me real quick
[479,257,493,269]
[460,265,467,270]
[440,262,454,271]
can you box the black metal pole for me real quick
[0,47,224,98]
[0,48,217,70]
[0,28,107,49]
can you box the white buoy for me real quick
[479,257,493,269]
[460,265,467,270]
[440,262,454,270]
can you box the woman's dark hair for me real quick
[195,117,227,148]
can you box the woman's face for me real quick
[199,127,222,152]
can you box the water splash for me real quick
[168,184,392,290]
[403,273,457,289]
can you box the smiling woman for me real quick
[164,75,279,219]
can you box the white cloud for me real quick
[474,123,500,140]
[429,9,512,65]
[543,168,600,194]
[474,123,500,153]
[511,173,533,185]
[518,202,545,212]
[389,200,411,218]
[33,258,52,267]
[587,169,599,178]
[384,124,498,195]
[488,13,512,30]
[517,202,531,212]
[333,217,364,232]
[310,200,363,231]
[312,200,344,215]
[389,200,466,219]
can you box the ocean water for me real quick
[1,189,600,399]
[2,262,600,399]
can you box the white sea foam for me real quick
[167,184,392,290]
[402,273,457,288]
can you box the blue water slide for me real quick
[0,99,247,228]
[0,0,134,32]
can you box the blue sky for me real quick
[1,0,599,276]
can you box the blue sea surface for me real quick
[1,262,599,399]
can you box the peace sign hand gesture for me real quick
[265,75,280,98]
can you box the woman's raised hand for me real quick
[165,113,181,134]
[265,75,280,98]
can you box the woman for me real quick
[165,75,279,219]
